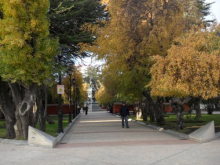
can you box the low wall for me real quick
[163,104,189,113]
[47,104,75,115]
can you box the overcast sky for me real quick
[206,0,220,22]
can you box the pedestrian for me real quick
[82,105,86,113]
[120,103,130,128]
[85,105,89,115]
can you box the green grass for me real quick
[36,115,70,137]
[0,120,6,138]
[0,115,72,138]
[130,114,220,134]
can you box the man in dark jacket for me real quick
[120,103,130,128]
[85,105,89,115]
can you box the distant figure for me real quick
[120,103,130,128]
[85,105,89,115]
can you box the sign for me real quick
[57,85,64,94]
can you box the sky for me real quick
[206,0,220,22]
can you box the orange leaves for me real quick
[149,27,220,99]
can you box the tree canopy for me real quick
[0,0,58,86]
[149,26,220,100]
[49,0,106,61]
[83,0,208,104]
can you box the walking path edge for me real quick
[0,114,81,147]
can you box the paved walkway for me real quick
[0,110,220,165]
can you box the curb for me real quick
[54,114,80,147]
[0,114,81,147]
[128,118,189,140]
[164,129,189,139]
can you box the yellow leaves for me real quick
[149,28,220,100]
[19,70,26,74]
[30,19,39,29]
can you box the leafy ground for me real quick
[129,113,220,134]
[0,115,71,138]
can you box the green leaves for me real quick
[0,0,58,86]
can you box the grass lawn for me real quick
[0,120,6,138]
[36,115,70,137]
[0,115,72,138]
[129,113,220,134]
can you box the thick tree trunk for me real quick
[194,98,201,118]
[0,79,16,139]
[154,101,165,125]
[142,91,164,124]
[9,83,38,140]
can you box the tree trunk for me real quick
[171,97,191,129]
[194,98,201,118]
[142,91,163,124]
[207,104,214,115]
[154,101,165,126]
[9,83,38,140]
[149,103,155,122]
[38,96,46,132]
[172,103,184,129]
[0,78,16,139]
[142,101,148,121]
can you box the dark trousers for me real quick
[85,110,88,115]
[121,116,129,128]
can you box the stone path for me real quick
[0,110,220,165]
[58,111,196,149]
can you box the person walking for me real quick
[120,103,130,128]
[85,105,89,115]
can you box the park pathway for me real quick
[53,110,220,165]
[1,110,220,165]
[58,111,196,148]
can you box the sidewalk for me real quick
[0,110,220,165]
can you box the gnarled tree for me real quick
[0,0,58,139]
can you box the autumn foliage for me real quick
[149,27,220,100]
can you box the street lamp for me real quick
[58,48,63,133]
[68,67,73,123]
[72,77,76,118]
[76,84,79,115]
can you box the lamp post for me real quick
[76,85,80,115]
[72,77,76,118]
[76,86,80,113]
[68,67,73,123]
[58,49,63,133]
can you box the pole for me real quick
[76,85,79,115]
[68,74,72,123]
[58,58,63,133]
[74,82,77,118]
